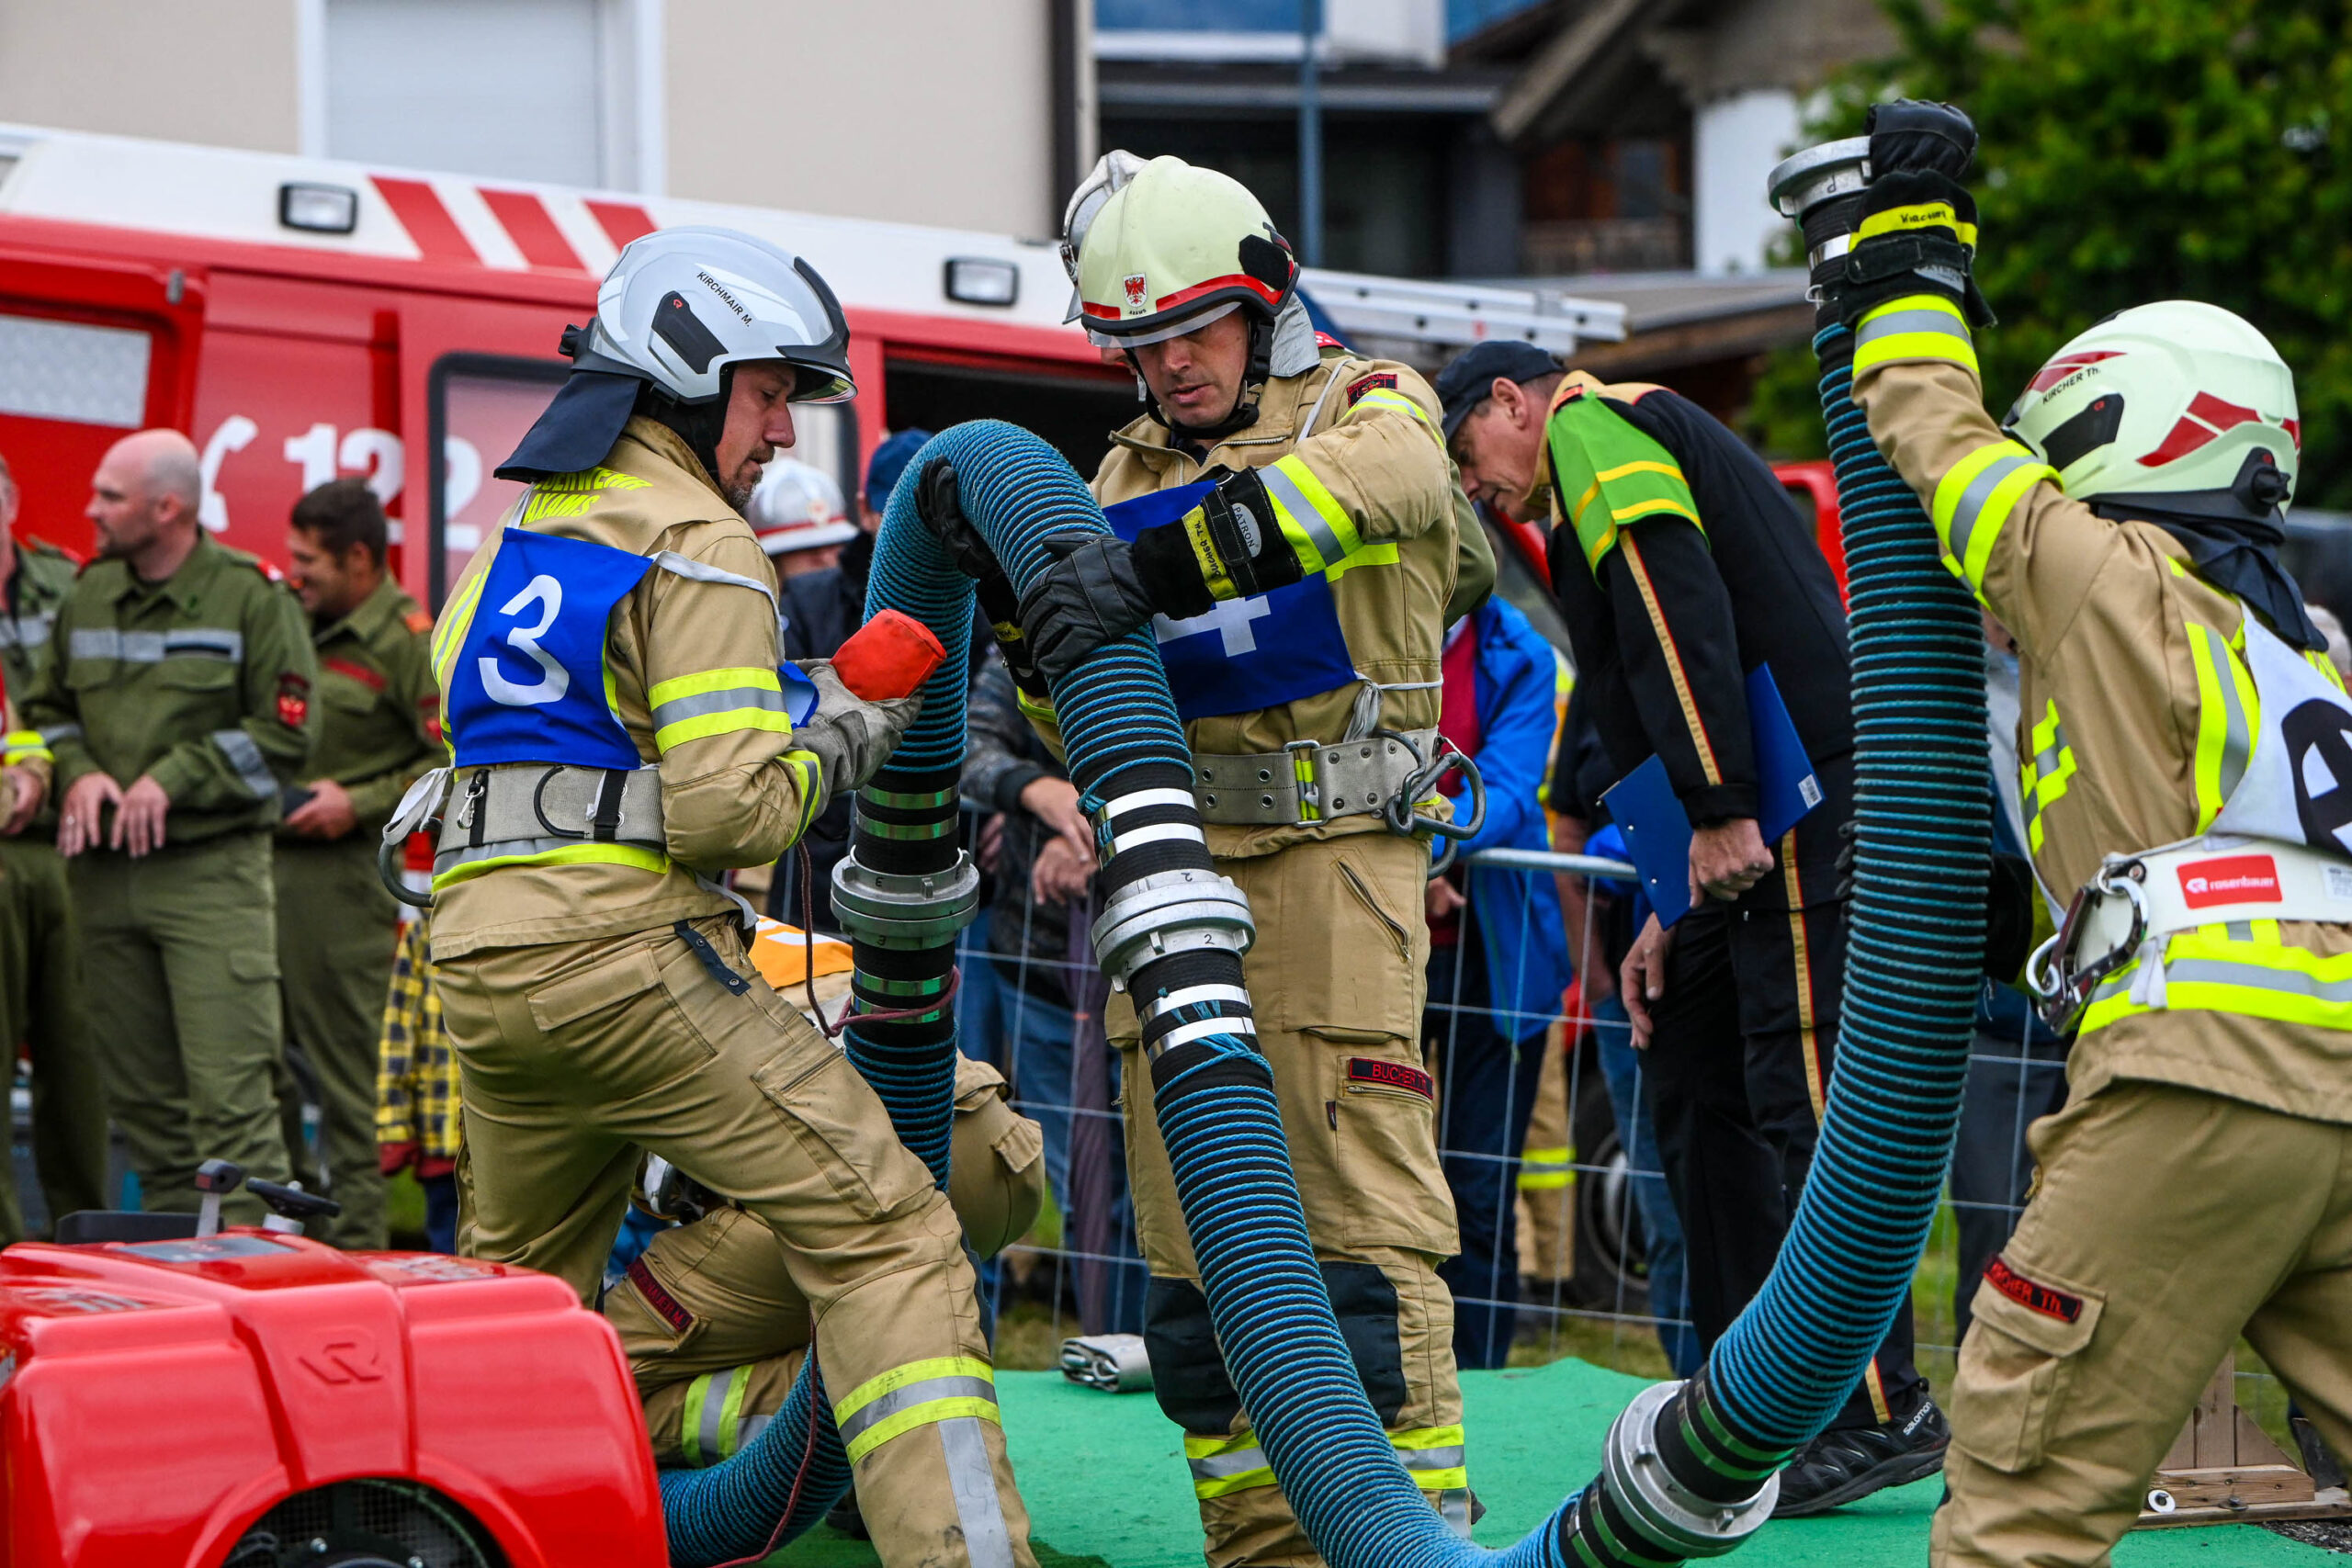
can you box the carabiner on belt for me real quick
[1378,730,1487,872]
[2026,858,2147,1030]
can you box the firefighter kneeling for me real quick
[613,1053,1045,1472]
[419,226,1039,1568]
[1831,101,2352,1567]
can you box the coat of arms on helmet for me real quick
[1123,273,1148,311]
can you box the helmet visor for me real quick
[1082,299,1240,350]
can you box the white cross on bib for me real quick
[1155,595,1275,657]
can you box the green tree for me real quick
[1747,0,2352,509]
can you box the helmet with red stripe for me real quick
[2006,300,2299,520]
[1070,156,1298,348]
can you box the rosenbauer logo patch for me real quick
[1347,1057,1433,1100]
[1346,371,1398,406]
[2177,853,2282,908]
[1984,1256,2084,1324]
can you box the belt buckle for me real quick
[1283,739,1322,823]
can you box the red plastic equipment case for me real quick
[0,1233,662,1567]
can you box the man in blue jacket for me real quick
[1422,594,1575,1368]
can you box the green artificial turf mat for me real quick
[765,1358,2335,1565]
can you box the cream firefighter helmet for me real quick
[2006,300,2299,517]
[1069,155,1299,348]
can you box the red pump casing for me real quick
[0,1233,663,1567]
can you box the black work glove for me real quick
[1823,101,1996,332]
[1017,532,1162,682]
[916,458,997,583]
[917,457,1054,694]
[1867,98,1977,179]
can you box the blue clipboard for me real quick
[1599,665,1824,929]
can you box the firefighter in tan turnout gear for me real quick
[1831,100,2352,1568]
[418,226,1037,1568]
[930,152,1493,1567]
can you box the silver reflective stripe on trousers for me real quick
[835,1373,999,1450]
[1190,1443,1269,1483]
[1438,1488,1474,1537]
[698,1365,742,1462]
[649,681,788,732]
[70,626,244,662]
[939,1416,1018,1568]
[213,728,276,797]
[1945,449,2038,568]
[1257,460,1347,567]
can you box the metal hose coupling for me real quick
[1091,868,1256,993]
[1597,1382,1778,1558]
[830,851,983,949]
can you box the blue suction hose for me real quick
[663,288,1985,1558]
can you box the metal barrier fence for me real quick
[951,827,2292,1439]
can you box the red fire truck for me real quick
[0,122,1631,612]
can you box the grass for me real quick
[986,1191,2297,1458]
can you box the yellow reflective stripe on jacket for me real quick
[1394,1424,1469,1491]
[1929,441,2052,594]
[2018,699,2076,856]
[1185,1429,1279,1497]
[647,665,791,752]
[1261,454,1364,575]
[2186,624,2259,830]
[430,840,668,892]
[2,728,51,766]
[431,569,490,694]
[2307,649,2348,693]
[1854,294,1978,378]
[1854,202,1978,249]
[1344,386,1441,444]
[832,1356,1001,1464]
[2082,926,2352,1035]
[1518,1144,1573,1191]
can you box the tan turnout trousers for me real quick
[1111,831,1468,1567]
[437,913,1037,1568]
[1933,1077,2352,1565]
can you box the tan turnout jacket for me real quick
[428,418,819,959]
[1854,309,2352,1126]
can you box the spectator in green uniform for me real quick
[273,478,438,1248]
[0,449,109,1236]
[14,429,316,1225]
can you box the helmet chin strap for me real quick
[634,366,738,490]
[1131,314,1277,446]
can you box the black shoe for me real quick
[1772,1398,1951,1517]
[826,1490,870,1540]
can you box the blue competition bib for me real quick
[1103,481,1359,722]
[447,528,656,770]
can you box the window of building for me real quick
[310,0,660,190]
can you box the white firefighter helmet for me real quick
[2007,300,2299,514]
[502,226,856,479]
[1069,155,1298,348]
[580,225,854,406]
[748,458,857,557]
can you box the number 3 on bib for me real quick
[481,574,571,707]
